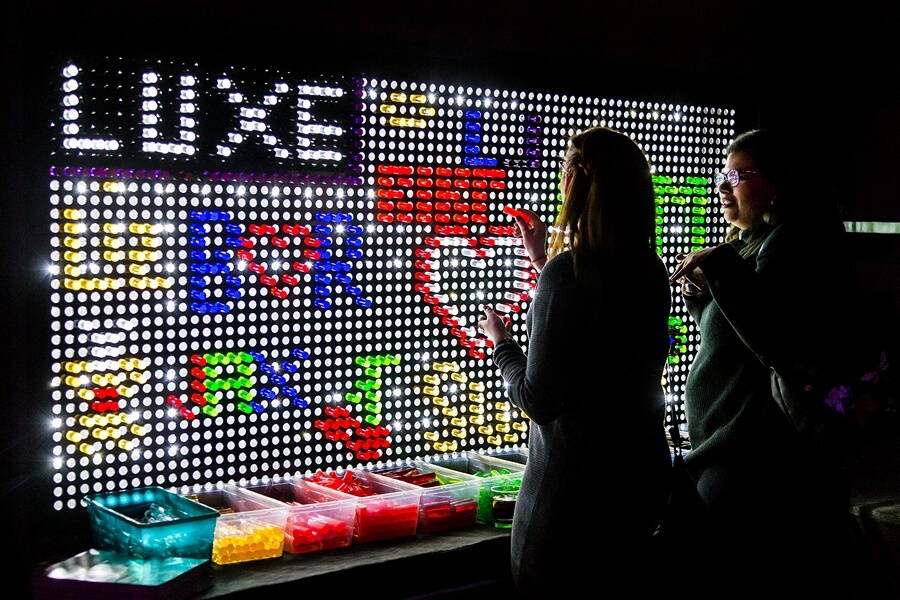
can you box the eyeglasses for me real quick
[714,168,761,187]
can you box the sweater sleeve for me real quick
[491,255,574,426]
[683,291,711,325]
[698,224,821,368]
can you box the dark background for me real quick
[3,1,898,596]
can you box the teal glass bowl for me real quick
[84,487,219,559]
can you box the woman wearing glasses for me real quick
[670,129,849,595]
[479,127,671,596]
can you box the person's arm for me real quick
[699,225,819,367]
[683,287,711,325]
[492,256,574,425]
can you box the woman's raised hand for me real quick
[512,208,547,263]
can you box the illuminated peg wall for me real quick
[47,59,733,510]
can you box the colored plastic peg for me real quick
[345,392,362,403]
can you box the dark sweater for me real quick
[492,249,671,591]
[683,222,843,471]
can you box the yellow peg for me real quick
[79,443,96,455]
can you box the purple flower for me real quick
[824,385,851,414]
[860,370,879,383]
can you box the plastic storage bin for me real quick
[401,462,481,532]
[484,447,528,466]
[186,487,289,565]
[238,480,356,554]
[420,451,525,523]
[84,486,219,560]
[300,470,422,543]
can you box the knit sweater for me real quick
[683,222,843,471]
[492,249,672,590]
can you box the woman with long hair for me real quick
[479,126,671,595]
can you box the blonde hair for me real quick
[547,127,656,276]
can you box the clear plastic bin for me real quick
[84,486,219,560]
[299,470,422,543]
[405,462,481,533]
[186,487,288,565]
[420,451,525,523]
[483,447,528,466]
[238,480,356,554]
